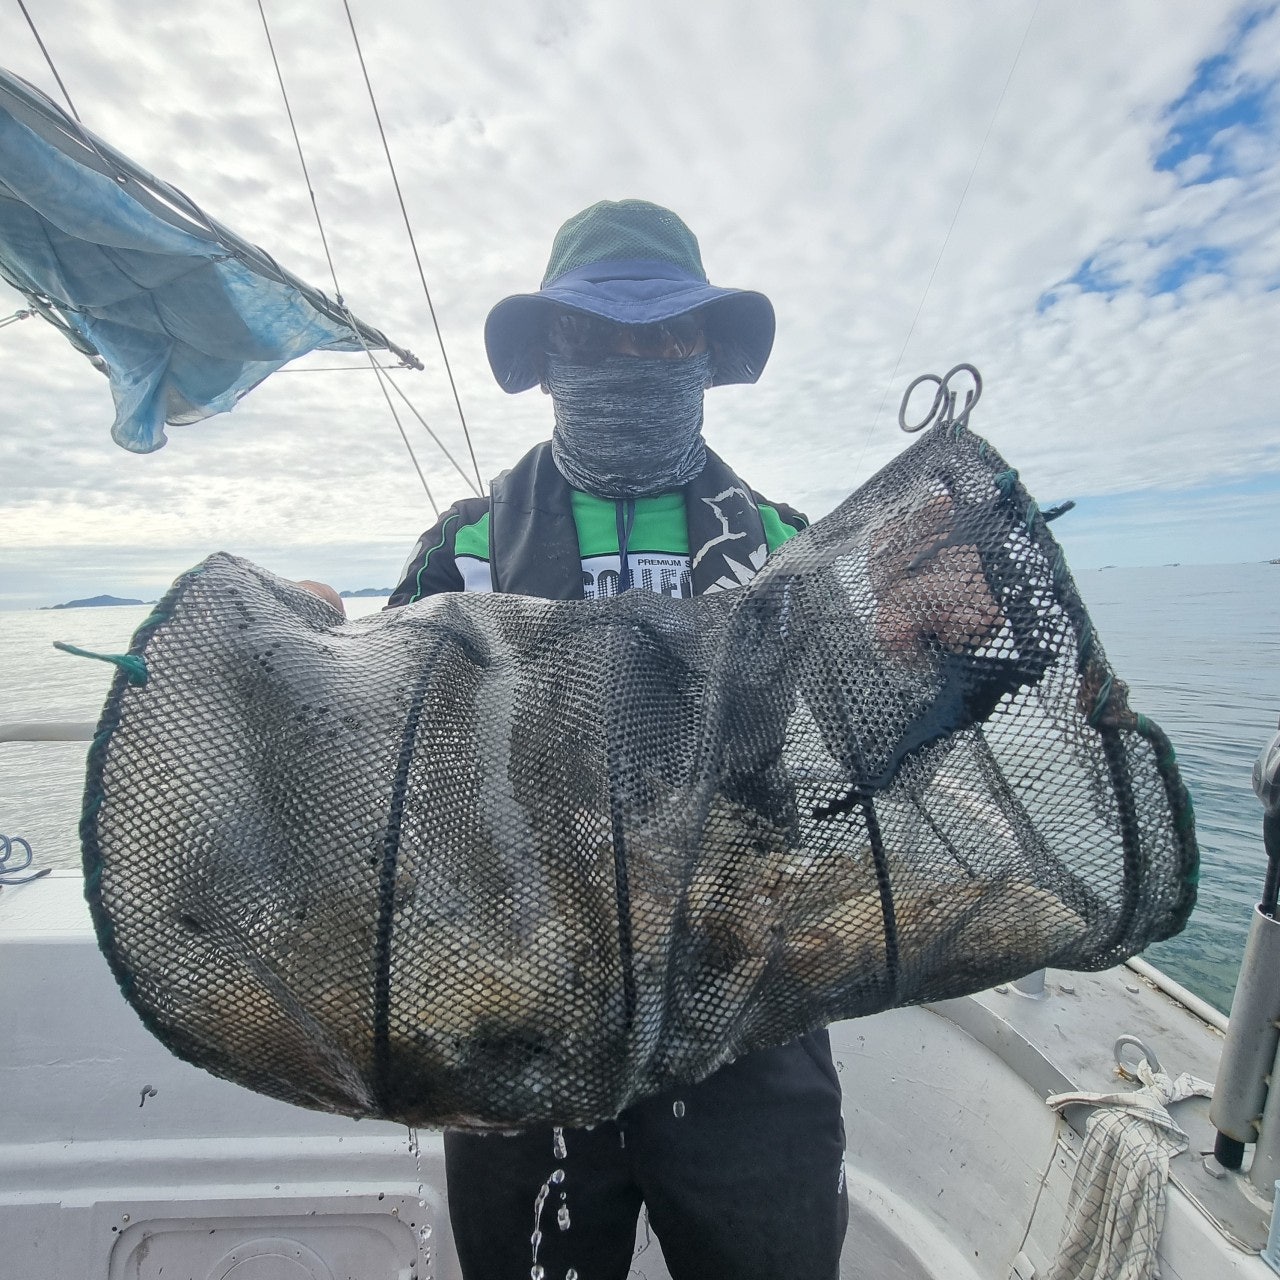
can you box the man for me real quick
[388,200,849,1279]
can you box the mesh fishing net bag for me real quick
[78,420,1197,1129]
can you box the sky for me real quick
[1,0,1278,608]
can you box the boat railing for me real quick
[0,721,95,743]
[1,722,94,886]
[1125,955,1230,1034]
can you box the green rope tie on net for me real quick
[137,612,166,633]
[1088,672,1114,726]
[993,468,1019,495]
[1078,619,1095,662]
[53,642,148,686]
[1024,500,1040,532]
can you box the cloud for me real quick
[2,0,1278,610]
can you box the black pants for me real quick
[444,1031,848,1280]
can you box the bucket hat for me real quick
[484,199,775,393]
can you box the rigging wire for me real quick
[383,373,485,493]
[261,365,477,495]
[285,359,491,488]
[254,0,440,516]
[851,0,1042,482]
[15,0,82,122]
[341,0,486,498]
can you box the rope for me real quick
[275,363,404,372]
[0,309,33,329]
[0,834,51,887]
[52,641,148,685]
[254,0,439,517]
[15,0,82,122]
[341,0,486,498]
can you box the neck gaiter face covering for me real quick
[547,351,713,498]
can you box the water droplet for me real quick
[557,1204,571,1231]
[672,1100,686,1118]
[552,1126,567,1159]
[421,1222,432,1238]
[530,1179,551,1272]
[566,1270,579,1280]
[550,1168,566,1185]
[530,1268,545,1280]
[559,1191,567,1202]
[407,1126,427,1231]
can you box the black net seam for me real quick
[860,796,900,1001]
[372,661,436,1110]
[607,736,638,1041]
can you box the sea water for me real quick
[1071,562,1280,1010]
[1,564,1276,1014]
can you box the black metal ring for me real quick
[898,373,945,433]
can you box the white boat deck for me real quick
[2,871,1274,1278]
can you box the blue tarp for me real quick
[0,70,402,452]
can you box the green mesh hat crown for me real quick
[485,199,775,394]
[541,200,709,286]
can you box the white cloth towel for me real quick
[1044,1059,1213,1280]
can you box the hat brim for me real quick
[484,258,775,393]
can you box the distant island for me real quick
[339,588,392,598]
[44,594,146,610]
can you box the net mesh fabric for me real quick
[81,424,1197,1129]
